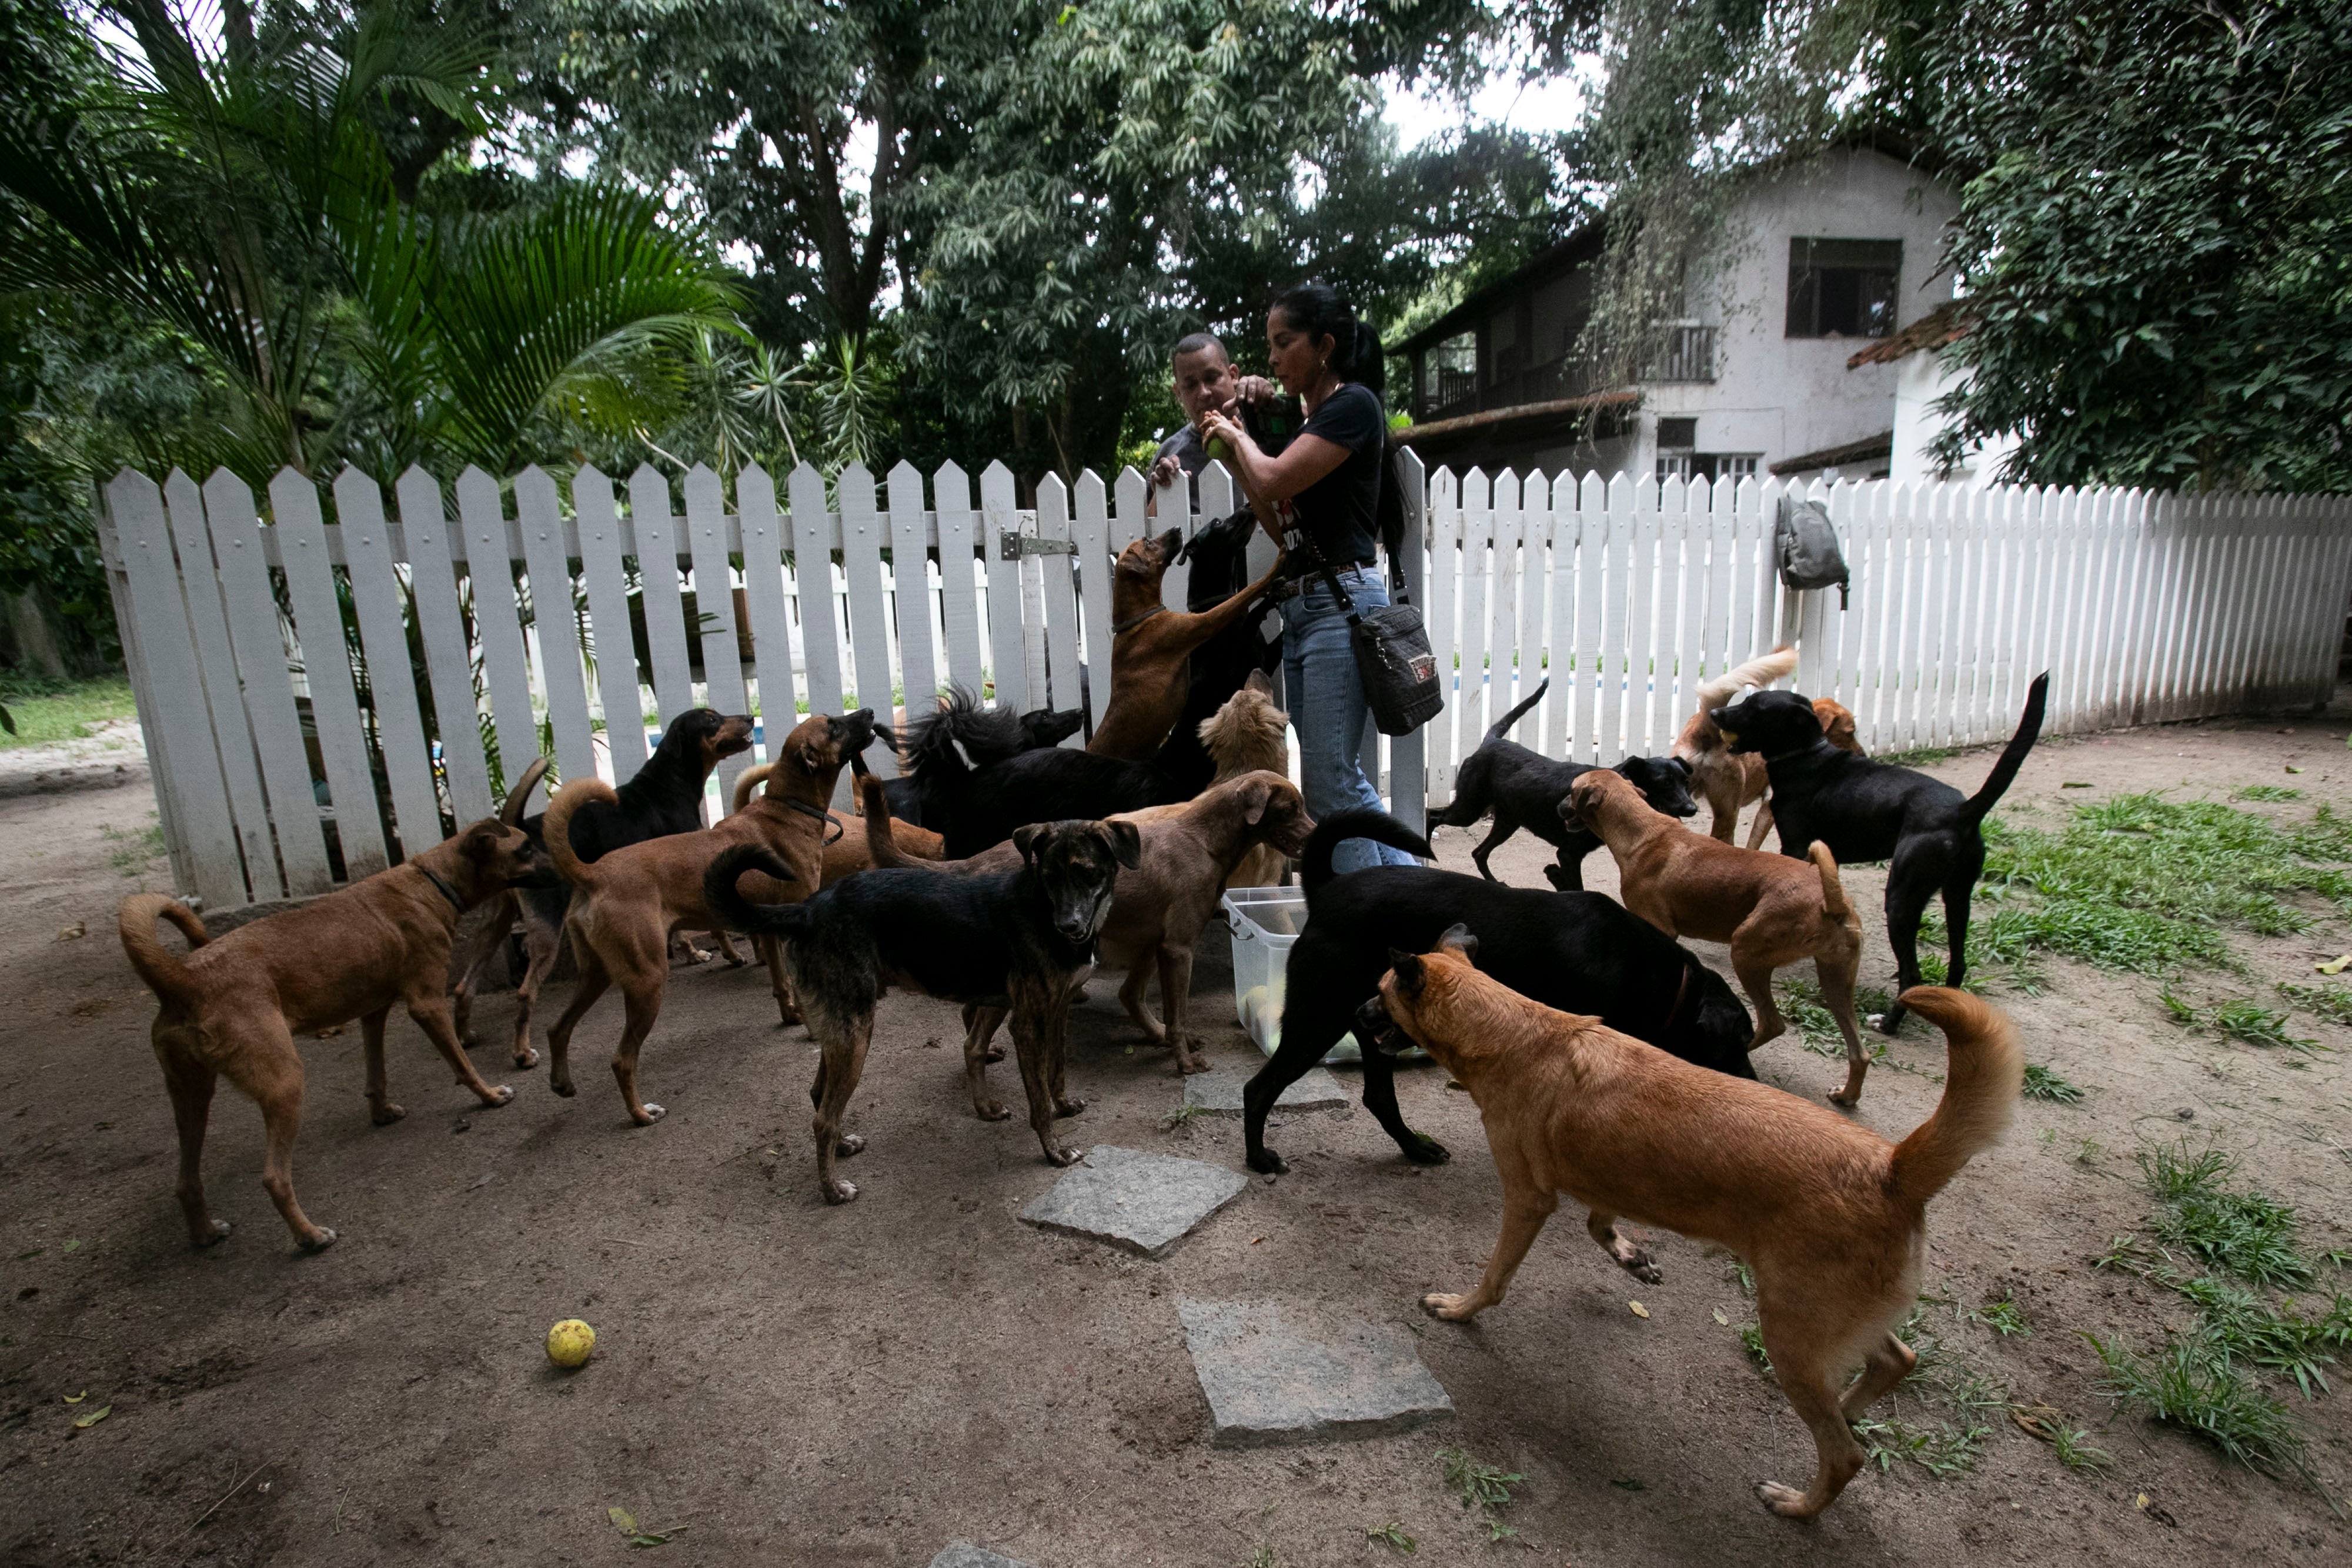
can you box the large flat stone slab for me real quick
[1182,1065,1348,1116]
[1179,1299,1454,1447]
[1018,1145,1247,1258]
[928,1544,1035,1568]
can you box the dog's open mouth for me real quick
[1352,995,1415,1057]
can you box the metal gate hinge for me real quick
[999,531,1078,560]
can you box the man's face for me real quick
[1172,346,1238,429]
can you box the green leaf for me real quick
[73,1404,111,1429]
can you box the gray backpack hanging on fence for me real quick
[1776,495,1852,608]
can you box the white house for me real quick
[1395,147,1960,485]
[1846,299,2022,486]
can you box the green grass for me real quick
[2088,1334,2313,1482]
[1436,1447,1524,1541]
[2022,1063,2085,1103]
[2139,1144,2313,1288]
[1967,1296,2030,1337]
[1853,1416,1994,1478]
[0,675,136,750]
[1364,1521,1417,1554]
[2050,1423,2117,1473]
[1851,1308,2006,1480]
[2276,982,2352,1028]
[2236,785,2305,803]
[1738,1323,1772,1371]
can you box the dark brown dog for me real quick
[1371,929,2020,1521]
[540,711,880,1124]
[1673,647,1866,848]
[117,764,556,1251]
[1085,527,1282,760]
[1566,768,1867,1102]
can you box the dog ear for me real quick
[459,819,506,862]
[1244,668,1274,696]
[1104,820,1143,870]
[1013,823,1048,866]
[1438,924,1478,963]
[1555,795,1588,832]
[1386,950,1426,1001]
[1239,777,1271,825]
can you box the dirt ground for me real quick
[4,703,2349,1567]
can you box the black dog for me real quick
[1241,809,1755,1176]
[1154,510,1284,795]
[1712,673,2048,1037]
[905,694,1183,857]
[1429,679,1699,888]
[450,708,754,1066]
[704,821,1140,1203]
[886,698,1083,825]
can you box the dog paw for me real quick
[1419,1292,1479,1322]
[1054,1095,1087,1118]
[1872,1013,1902,1038]
[370,1101,406,1126]
[1247,1149,1289,1176]
[1045,1144,1085,1168]
[512,1045,540,1070]
[550,1077,577,1099]
[482,1084,516,1108]
[982,1044,1006,1064]
[192,1219,232,1248]
[774,1009,802,1028]
[1755,1481,1818,1519]
[1619,1249,1664,1285]
[1404,1134,1452,1165]
[973,1100,1011,1123]
[822,1179,859,1205]
[721,950,747,969]
[298,1227,339,1254]
[633,1102,666,1125]
[1828,1088,1861,1110]
[835,1133,866,1157]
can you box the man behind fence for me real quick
[1148,333,1292,499]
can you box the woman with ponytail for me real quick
[1199,281,1417,873]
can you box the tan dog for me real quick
[542,711,880,1122]
[1085,528,1282,760]
[1567,769,1869,1104]
[1192,670,1292,887]
[117,764,554,1252]
[1369,932,2020,1521]
[729,760,945,883]
[863,768,1314,1077]
[1673,648,1866,848]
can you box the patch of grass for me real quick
[2139,1144,2314,1289]
[100,819,166,877]
[2236,784,2304,803]
[1725,1259,1755,1296]
[1436,1446,1524,1541]
[1738,1323,1772,1371]
[2177,1275,2352,1398]
[1159,1102,1210,1132]
[2051,1424,2116,1472]
[2163,990,2326,1057]
[2088,1333,2313,1483]
[2277,982,2352,1028]
[1364,1521,1417,1554]
[2022,1063,2084,1103]
[1853,1416,1993,1478]
[1968,1296,2030,1337]
[0,675,136,750]
[1245,1545,1280,1568]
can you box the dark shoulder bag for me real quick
[1292,437,1443,737]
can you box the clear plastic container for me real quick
[1221,887,1362,1064]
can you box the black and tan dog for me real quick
[1087,526,1282,761]
[540,711,881,1124]
[1430,678,1700,889]
[118,764,556,1251]
[704,817,1140,1203]
[1367,928,2020,1520]
[1713,673,2048,1035]
[450,708,754,1068]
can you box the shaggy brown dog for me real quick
[1565,769,1869,1104]
[1189,669,1292,887]
[541,711,880,1123]
[860,768,1314,1076]
[1673,648,1866,848]
[117,765,555,1251]
[1368,931,2020,1522]
[1085,527,1281,760]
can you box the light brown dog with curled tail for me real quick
[1366,930,2019,1521]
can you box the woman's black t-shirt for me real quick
[1290,382,1384,565]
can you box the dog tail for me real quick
[1484,677,1549,744]
[1807,842,1853,921]
[1885,988,2023,1208]
[858,772,925,870]
[730,762,773,814]
[1961,673,2050,823]
[118,894,208,1007]
[1301,810,1432,901]
[701,844,808,938]
[1695,645,1797,714]
[543,776,617,889]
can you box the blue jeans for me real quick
[1282,564,1419,875]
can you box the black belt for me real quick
[1268,559,1377,604]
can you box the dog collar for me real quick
[1113,605,1167,635]
[416,864,467,914]
[774,793,845,846]
[1761,743,1818,764]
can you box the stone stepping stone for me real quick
[1018,1145,1247,1258]
[1179,1298,1454,1447]
[1181,1065,1348,1116]
[928,1544,1034,1568]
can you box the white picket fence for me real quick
[95,456,2352,912]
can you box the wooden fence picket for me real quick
[834,464,898,776]
[516,466,598,795]
[274,468,389,881]
[936,461,986,701]
[887,462,940,720]
[336,466,446,853]
[573,466,649,783]
[163,469,280,894]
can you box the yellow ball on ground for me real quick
[545,1318,596,1368]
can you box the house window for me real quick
[1422,332,1476,413]
[1785,239,1901,339]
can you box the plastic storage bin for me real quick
[1221,886,1361,1064]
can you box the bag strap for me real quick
[1288,523,1362,624]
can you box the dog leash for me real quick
[1113,604,1167,634]
[415,864,467,914]
[773,793,846,847]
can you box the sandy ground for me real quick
[3,703,2349,1566]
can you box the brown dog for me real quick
[1085,528,1282,760]
[117,765,555,1251]
[1187,669,1292,887]
[1369,931,2020,1521]
[541,711,880,1122]
[1566,769,1869,1104]
[1673,648,1865,848]
[862,768,1315,1077]
[729,760,945,883]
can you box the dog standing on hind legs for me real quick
[117,765,556,1251]
[1364,928,2022,1519]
